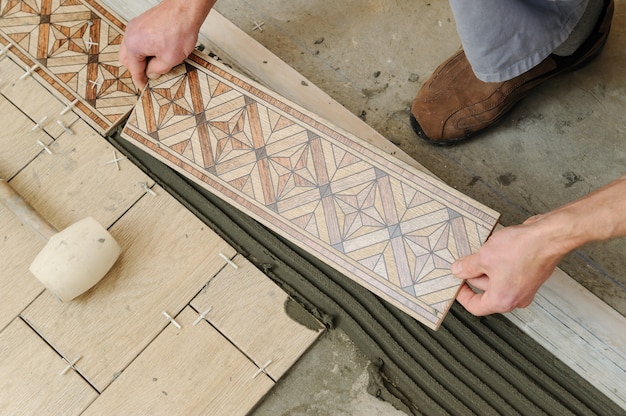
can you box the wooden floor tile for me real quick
[0,204,46,332]
[0,0,138,134]
[1,66,150,332]
[82,307,274,416]
[1,56,79,140]
[122,53,500,329]
[0,52,24,91]
[0,94,50,180]
[0,318,97,415]
[7,117,153,232]
[21,189,237,391]
[190,255,323,381]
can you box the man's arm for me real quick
[119,0,217,89]
[453,174,626,315]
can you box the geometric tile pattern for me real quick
[122,52,500,329]
[0,0,137,133]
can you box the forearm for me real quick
[170,0,217,28]
[453,174,626,315]
[131,0,217,40]
[531,174,626,256]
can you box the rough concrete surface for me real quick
[252,329,406,416]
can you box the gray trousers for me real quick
[449,0,589,82]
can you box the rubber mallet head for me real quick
[0,179,120,301]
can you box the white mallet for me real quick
[0,179,120,301]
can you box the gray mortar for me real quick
[284,298,324,332]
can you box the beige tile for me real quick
[0,203,46,331]
[0,318,97,415]
[190,255,323,380]
[0,56,80,140]
[0,94,51,180]
[8,118,153,232]
[83,307,274,416]
[21,189,237,391]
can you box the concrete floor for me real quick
[252,329,406,416]
[200,1,626,414]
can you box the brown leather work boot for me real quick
[411,0,614,145]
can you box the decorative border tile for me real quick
[0,0,137,134]
[122,52,500,329]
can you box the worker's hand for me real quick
[119,0,216,89]
[453,173,626,316]
[451,215,565,315]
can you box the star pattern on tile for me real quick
[0,0,39,17]
[0,0,137,131]
[48,21,89,55]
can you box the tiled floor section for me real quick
[0,51,322,414]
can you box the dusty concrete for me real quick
[251,329,406,416]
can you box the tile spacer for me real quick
[192,307,213,325]
[60,98,79,115]
[59,356,82,375]
[252,21,265,32]
[85,37,98,49]
[252,359,273,379]
[219,252,238,269]
[56,120,74,135]
[30,116,48,132]
[89,77,102,91]
[0,43,12,60]
[140,182,156,196]
[105,150,127,170]
[19,64,39,80]
[162,311,181,329]
[36,140,53,155]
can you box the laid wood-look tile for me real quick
[0,94,50,180]
[0,203,46,332]
[21,189,237,391]
[82,307,274,416]
[0,51,24,90]
[0,0,138,134]
[1,68,147,331]
[8,117,152,232]
[190,255,323,381]
[122,52,500,329]
[1,55,79,140]
[0,318,97,415]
